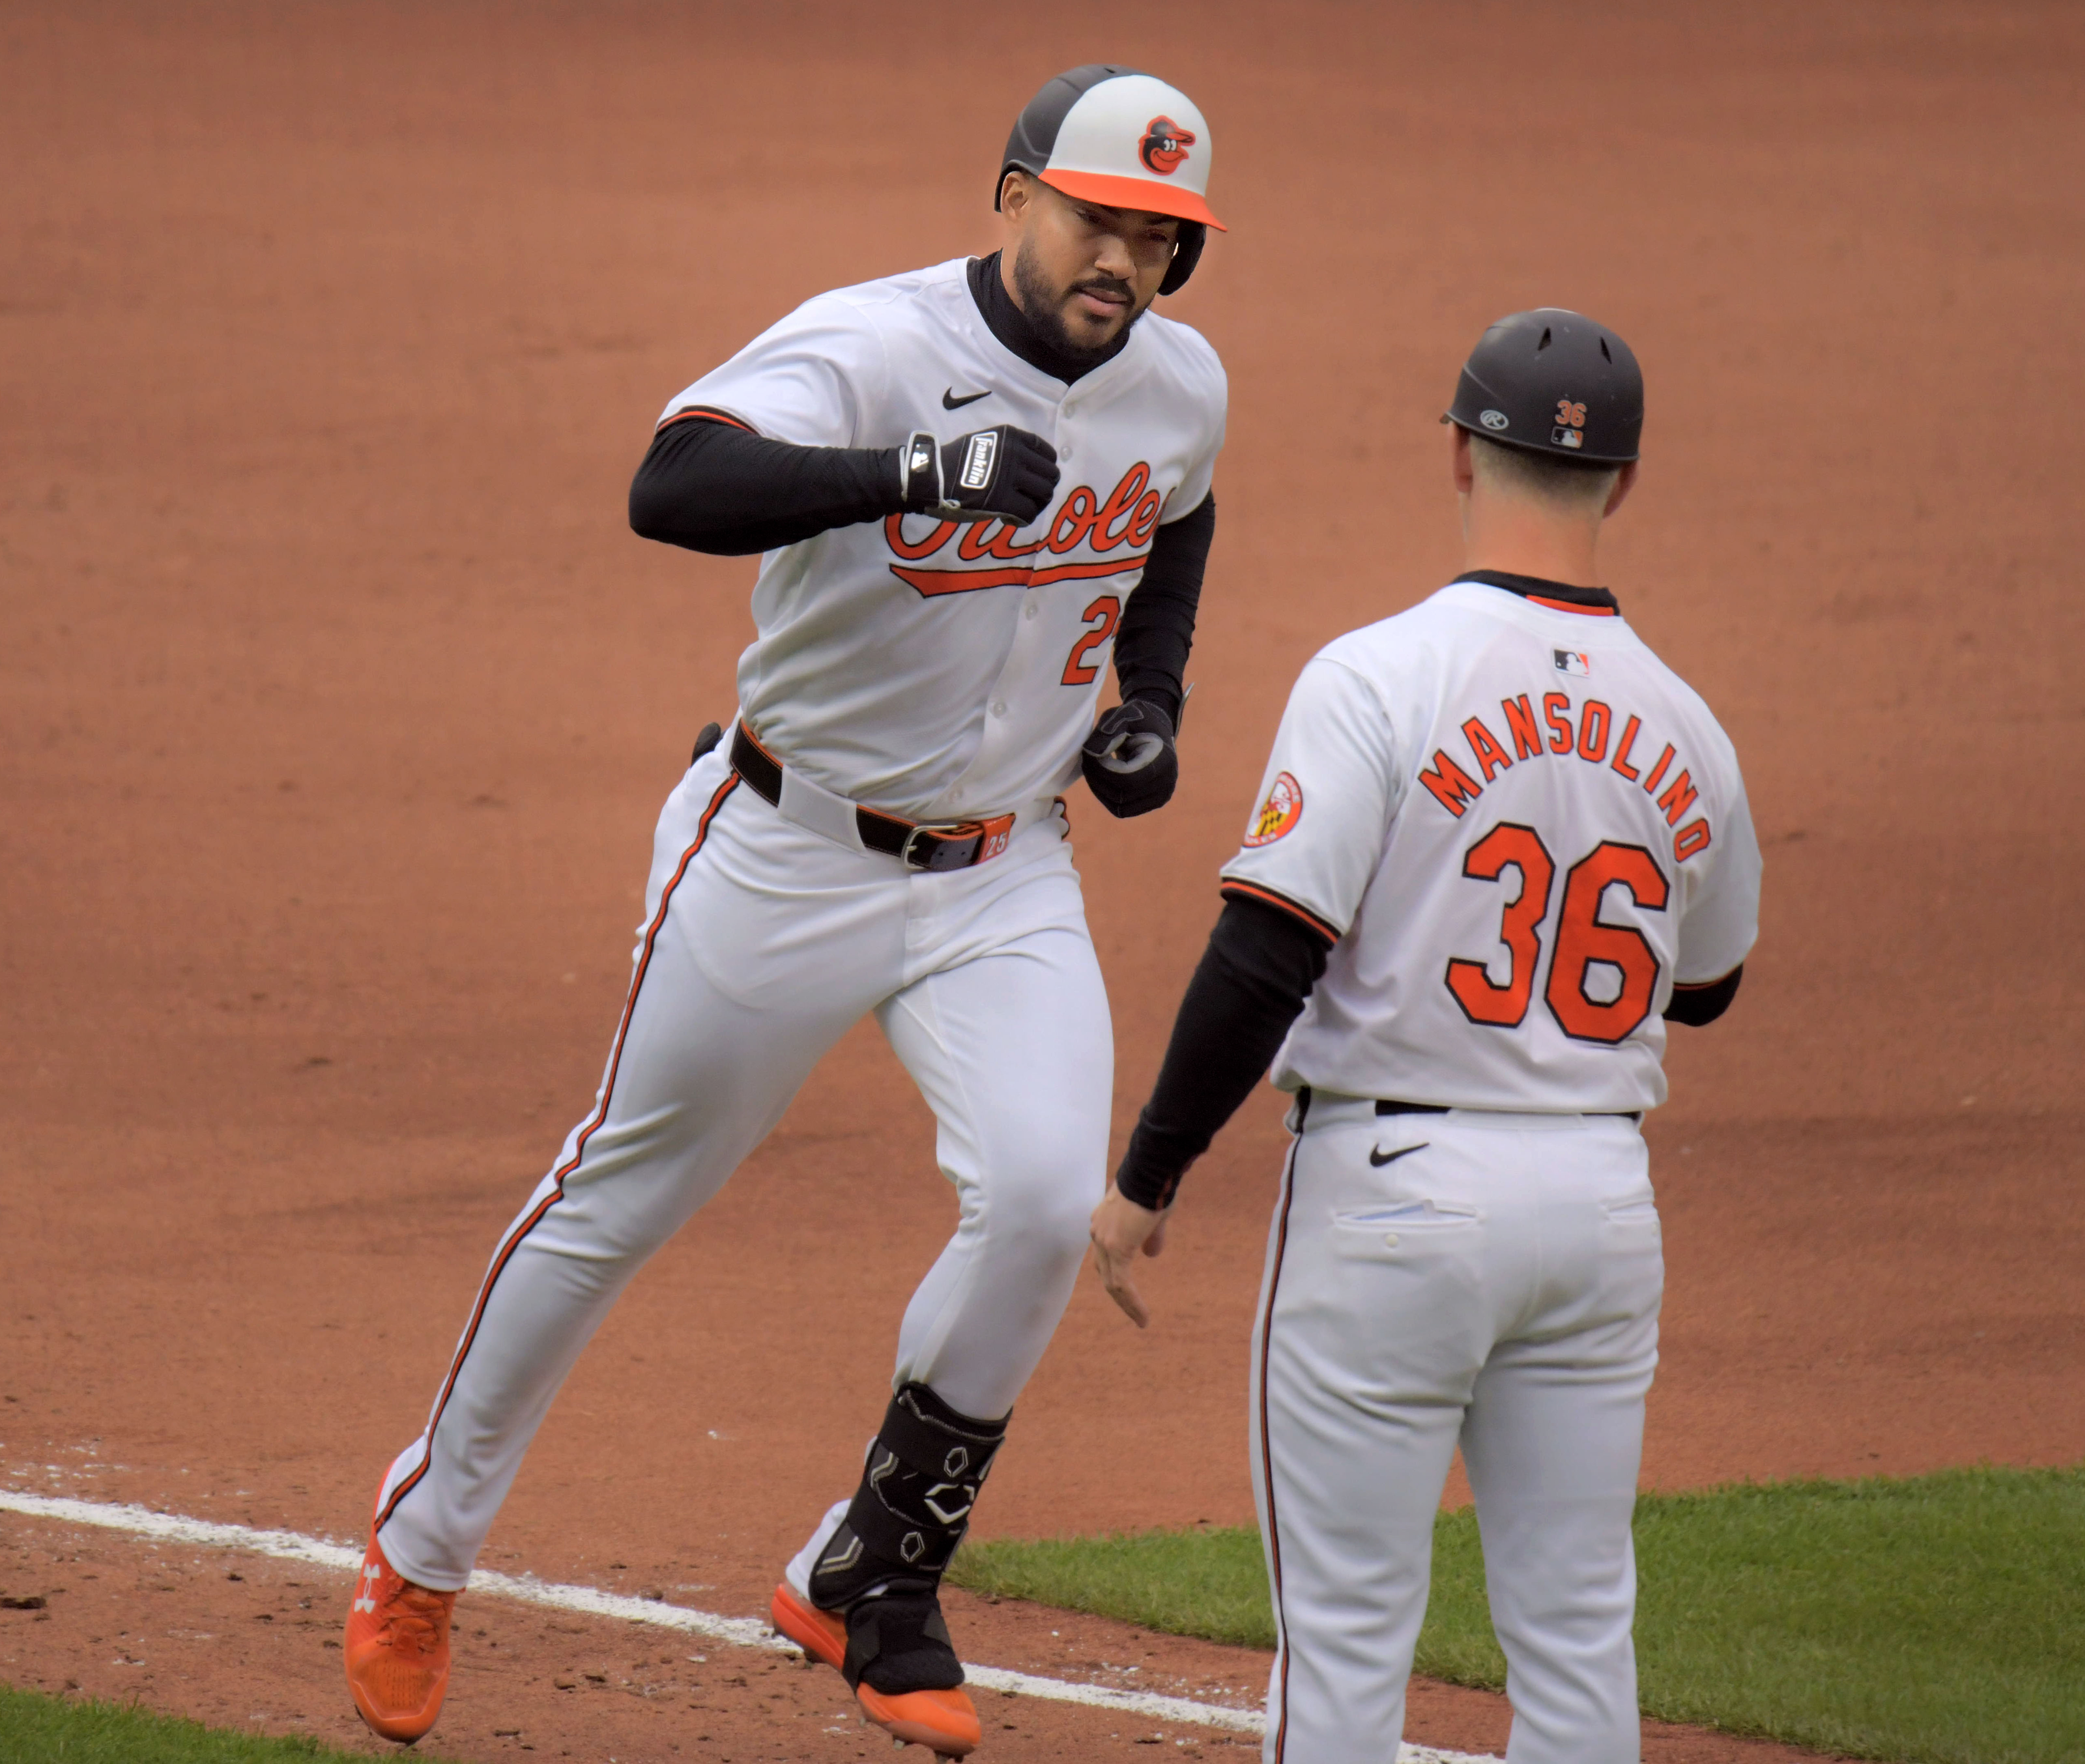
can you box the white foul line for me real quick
[0,1489,1496,1761]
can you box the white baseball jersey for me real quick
[661,258,1227,823]
[1221,580,1761,1112]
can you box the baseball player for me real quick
[1088,312,1761,1762]
[343,66,1227,1758]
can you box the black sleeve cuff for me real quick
[629,411,903,556]
[1113,493,1214,725]
[1114,894,1330,1211]
[1665,963,1743,1026]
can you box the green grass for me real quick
[0,1685,464,1763]
[949,1464,2085,1764]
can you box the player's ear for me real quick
[1604,460,1639,520]
[1449,423,1475,496]
[999,169,1031,224]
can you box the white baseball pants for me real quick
[1252,1097,1662,1764]
[373,745,1112,1591]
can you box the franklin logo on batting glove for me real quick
[959,431,998,490]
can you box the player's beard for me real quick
[1012,237,1147,366]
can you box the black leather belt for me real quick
[1295,1088,1639,1124]
[728,723,1015,873]
[1374,1097,1641,1122]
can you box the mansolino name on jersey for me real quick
[1417,687,1715,864]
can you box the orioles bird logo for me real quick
[1138,115,1195,175]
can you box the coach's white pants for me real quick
[374,746,1111,1590]
[1252,1097,1661,1764]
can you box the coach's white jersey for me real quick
[661,259,1227,823]
[1221,581,1761,1112]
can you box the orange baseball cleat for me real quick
[771,1581,982,1757]
[345,1528,458,1744]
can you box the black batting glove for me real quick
[898,425,1060,527]
[1082,698,1179,818]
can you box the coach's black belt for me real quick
[1295,1089,1640,1124]
[1372,1097,1642,1123]
[728,722,1015,873]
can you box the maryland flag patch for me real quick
[1244,771,1304,846]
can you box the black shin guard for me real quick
[809,1382,1009,1695]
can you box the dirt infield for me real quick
[3,2,2080,1757]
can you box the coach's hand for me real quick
[1089,1182,1170,1328]
[1082,698,1178,818]
[899,425,1060,527]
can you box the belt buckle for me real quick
[899,822,980,872]
[898,812,1015,872]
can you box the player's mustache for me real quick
[1066,274,1134,306]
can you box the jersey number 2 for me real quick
[1061,595,1121,686]
[1445,822,1670,1044]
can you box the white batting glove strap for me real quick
[899,430,944,508]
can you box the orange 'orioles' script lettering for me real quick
[884,462,1164,598]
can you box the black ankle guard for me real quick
[810,1383,1008,1611]
[840,1585,965,1694]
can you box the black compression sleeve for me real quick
[1112,493,1214,726]
[629,413,904,556]
[1114,894,1332,1211]
[1665,963,1743,1026]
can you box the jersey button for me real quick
[991,700,1008,717]
[1023,601,1037,620]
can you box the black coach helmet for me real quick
[1443,309,1643,464]
[995,65,1225,296]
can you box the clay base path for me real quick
[3,1,2080,1760]
[0,1495,1834,1763]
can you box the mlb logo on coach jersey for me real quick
[1555,649,1590,677]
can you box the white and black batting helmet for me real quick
[995,65,1225,296]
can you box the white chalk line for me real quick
[0,1489,1496,1761]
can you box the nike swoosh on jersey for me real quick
[1367,1142,1429,1168]
[942,387,991,410]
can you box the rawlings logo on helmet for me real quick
[1138,115,1195,175]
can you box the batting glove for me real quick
[899,426,1060,528]
[1082,698,1178,818]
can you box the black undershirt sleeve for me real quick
[1114,895,1333,1211]
[1664,962,1743,1026]
[1112,493,1214,726]
[628,413,904,557]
